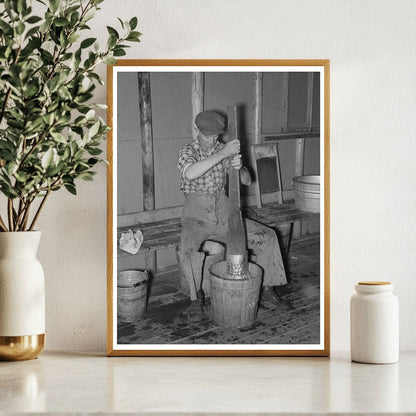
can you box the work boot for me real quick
[187,300,204,323]
[260,287,293,310]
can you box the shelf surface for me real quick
[0,350,415,414]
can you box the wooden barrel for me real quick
[117,270,148,322]
[210,261,263,329]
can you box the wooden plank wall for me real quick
[117,71,321,271]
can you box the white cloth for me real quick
[119,229,143,255]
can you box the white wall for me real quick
[38,0,416,351]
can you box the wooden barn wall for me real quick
[117,71,320,269]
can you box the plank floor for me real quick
[117,235,321,345]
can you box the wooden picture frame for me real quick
[107,60,330,356]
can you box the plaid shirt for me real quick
[178,138,229,194]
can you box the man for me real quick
[177,110,289,321]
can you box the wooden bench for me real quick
[117,201,319,259]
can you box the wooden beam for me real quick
[137,72,156,271]
[263,131,320,142]
[192,72,204,140]
[253,72,263,144]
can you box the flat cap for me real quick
[195,111,225,135]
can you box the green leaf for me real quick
[23,83,39,98]
[16,21,25,35]
[42,112,54,125]
[87,147,102,156]
[68,33,80,44]
[85,109,95,120]
[45,165,62,177]
[83,9,95,23]
[54,17,69,27]
[117,17,125,29]
[0,183,18,198]
[87,158,100,166]
[0,20,13,35]
[113,47,126,57]
[48,76,60,92]
[22,5,32,17]
[7,119,24,129]
[70,11,80,26]
[59,29,67,47]
[107,33,117,49]
[63,146,70,160]
[64,183,77,195]
[106,26,119,39]
[75,93,93,103]
[26,15,42,24]
[80,37,96,49]
[14,171,28,183]
[88,120,100,138]
[49,0,60,13]
[61,52,72,61]
[103,56,117,65]
[129,17,138,30]
[77,171,95,181]
[25,117,44,133]
[4,0,16,19]
[41,148,54,169]
[5,162,18,176]
[126,32,141,42]
[50,131,67,143]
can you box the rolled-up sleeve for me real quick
[178,145,196,178]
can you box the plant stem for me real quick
[20,200,33,231]
[14,199,23,230]
[0,214,8,232]
[29,190,50,231]
[14,199,27,231]
[7,199,14,231]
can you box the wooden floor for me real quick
[117,235,321,345]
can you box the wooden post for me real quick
[306,72,314,130]
[253,72,263,144]
[192,72,204,140]
[295,138,305,177]
[293,138,305,240]
[281,72,289,132]
[293,72,314,239]
[137,72,156,272]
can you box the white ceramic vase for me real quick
[0,231,45,360]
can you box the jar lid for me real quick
[355,281,394,293]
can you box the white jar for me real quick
[350,281,399,364]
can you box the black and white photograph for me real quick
[108,61,329,356]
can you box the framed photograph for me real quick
[107,60,330,356]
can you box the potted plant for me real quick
[0,0,140,360]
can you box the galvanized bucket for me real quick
[117,270,149,322]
